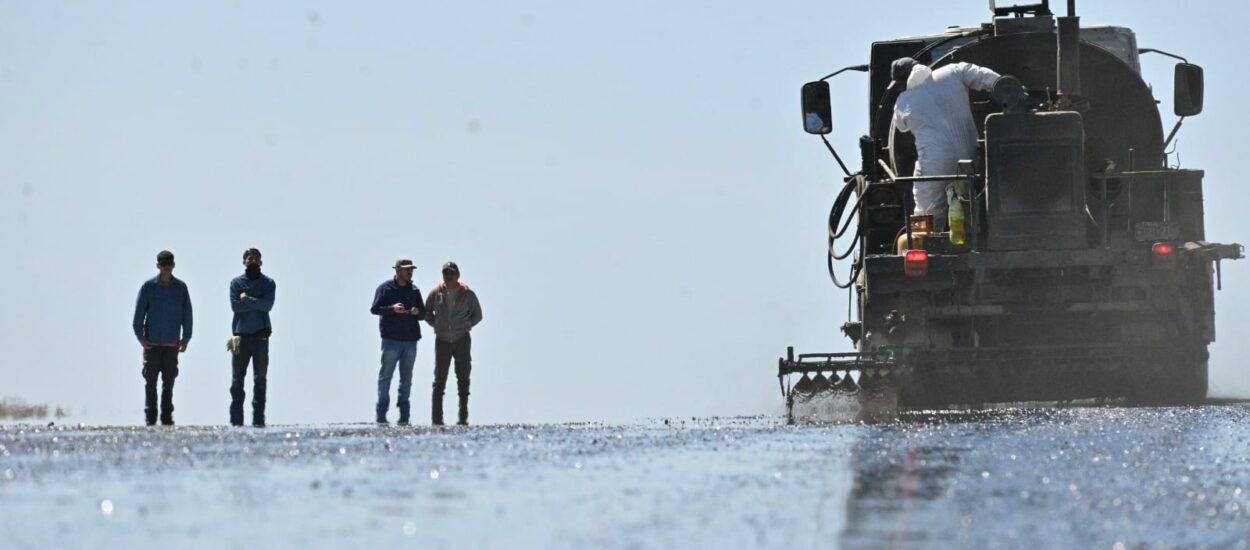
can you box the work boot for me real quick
[457,394,469,426]
[431,392,444,426]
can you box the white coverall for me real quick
[892,62,1001,228]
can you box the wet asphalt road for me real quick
[2,405,1249,549]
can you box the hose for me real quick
[826,175,865,289]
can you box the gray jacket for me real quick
[424,282,483,342]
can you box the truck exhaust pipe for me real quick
[1057,1,1081,102]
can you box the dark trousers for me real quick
[230,334,269,425]
[432,334,472,423]
[143,347,179,424]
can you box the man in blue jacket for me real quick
[229,248,276,427]
[132,250,193,426]
[370,259,426,425]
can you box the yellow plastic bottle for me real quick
[948,198,967,246]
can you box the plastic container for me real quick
[949,199,967,246]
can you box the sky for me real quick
[1,0,1246,425]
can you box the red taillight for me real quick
[1153,242,1177,267]
[905,249,929,278]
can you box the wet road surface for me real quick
[2,405,1248,549]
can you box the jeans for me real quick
[142,347,179,424]
[432,334,472,424]
[376,339,417,423]
[230,334,269,426]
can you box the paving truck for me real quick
[782,0,1243,421]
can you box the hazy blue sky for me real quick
[2,0,1246,425]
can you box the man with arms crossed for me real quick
[229,248,276,427]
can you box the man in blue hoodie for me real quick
[369,259,426,425]
[229,248,276,427]
[132,250,193,426]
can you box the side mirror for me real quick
[1175,63,1204,117]
[801,81,832,135]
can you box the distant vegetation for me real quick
[0,396,67,420]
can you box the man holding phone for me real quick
[370,259,426,425]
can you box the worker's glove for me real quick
[226,336,242,355]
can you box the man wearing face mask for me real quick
[228,248,276,427]
[891,57,1001,229]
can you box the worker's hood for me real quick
[907,64,934,91]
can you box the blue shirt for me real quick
[371,278,425,341]
[132,276,193,345]
[230,273,276,336]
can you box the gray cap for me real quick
[394,259,416,269]
[891,57,917,84]
[441,261,460,274]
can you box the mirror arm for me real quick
[1139,48,1189,64]
[819,64,870,82]
[1163,116,1185,152]
[821,135,854,177]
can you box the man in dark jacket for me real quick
[132,250,193,426]
[370,259,426,425]
[229,248,276,427]
[425,261,483,426]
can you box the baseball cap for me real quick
[441,261,460,274]
[891,57,917,83]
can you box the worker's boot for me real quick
[457,394,469,426]
[431,392,444,426]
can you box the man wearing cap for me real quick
[370,259,427,425]
[425,261,483,426]
[132,250,193,426]
[229,248,276,427]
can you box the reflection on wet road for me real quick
[2,405,1248,549]
[843,406,1250,548]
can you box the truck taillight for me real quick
[905,250,929,278]
[1153,242,1177,267]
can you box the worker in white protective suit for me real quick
[892,58,1001,230]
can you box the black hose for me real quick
[827,251,860,290]
[826,176,865,288]
[829,179,865,241]
[831,226,861,261]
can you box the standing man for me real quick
[132,250,193,426]
[891,58,1001,229]
[229,248,276,427]
[370,259,426,425]
[425,261,483,426]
